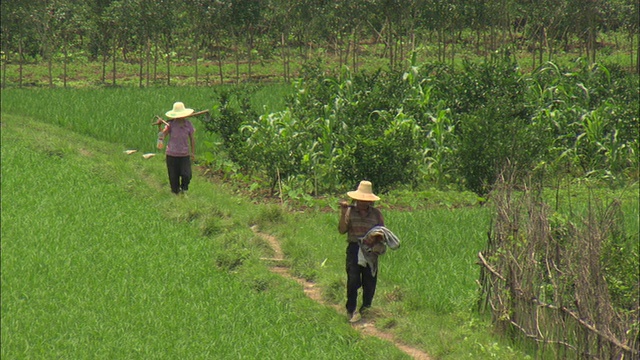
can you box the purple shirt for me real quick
[166,120,194,157]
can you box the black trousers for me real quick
[166,155,192,194]
[345,242,377,314]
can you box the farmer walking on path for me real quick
[338,180,399,323]
[161,102,196,195]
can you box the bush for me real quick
[200,56,638,197]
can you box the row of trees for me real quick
[2,0,639,87]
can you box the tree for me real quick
[227,0,264,83]
[1,0,36,87]
[566,0,604,64]
[57,1,91,87]
[30,0,61,87]
[201,1,233,85]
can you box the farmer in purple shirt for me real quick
[162,102,196,194]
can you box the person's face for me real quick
[356,200,373,209]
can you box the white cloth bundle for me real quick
[357,226,401,276]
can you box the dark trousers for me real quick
[345,242,377,314]
[166,155,192,194]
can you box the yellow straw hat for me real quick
[347,181,380,201]
[165,102,194,119]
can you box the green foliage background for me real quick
[203,56,638,197]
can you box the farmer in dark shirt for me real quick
[338,180,384,322]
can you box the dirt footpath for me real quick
[253,226,430,360]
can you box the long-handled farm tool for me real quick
[151,109,210,150]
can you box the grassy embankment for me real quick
[1,112,414,359]
[2,87,637,359]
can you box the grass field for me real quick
[2,87,637,359]
[0,86,292,156]
[1,114,410,359]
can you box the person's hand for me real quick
[372,242,386,255]
[363,234,381,246]
[190,153,196,161]
[339,200,349,212]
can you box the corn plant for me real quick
[421,102,456,187]
[241,109,303,193]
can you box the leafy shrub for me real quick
[200,55,638,197]
[334,110,424,192]
[202,86,260,167]
[453,58,546,194]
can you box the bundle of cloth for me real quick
[357,226,401,276]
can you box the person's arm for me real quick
[376,208,385,227]
[189,130,196,161]
[162,122,171,136]
[338,201,350,234]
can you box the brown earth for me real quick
[252,226,431,360]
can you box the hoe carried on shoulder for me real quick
[151,109,210,127]
[151,109,210,150]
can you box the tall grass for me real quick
[383,208,491,313]
[1,114,409,359]
[269,187,637,359]
[270,205,536,359]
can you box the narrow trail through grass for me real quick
[252,227,432,360]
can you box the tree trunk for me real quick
[48,42,53,88]
[112,39,117,86]
[146,38,150,87]
[439,28,445,63]
[139,50,144,88]
[632,34,640,74]
[235,40,240,84]
[153,44,158,83]
[1,47,6,89]
[194,45,199,86]
[63,38,68,88]
[590,26,597,64]
[387,19,394,67]
[281,32,290,82]
[352,29,358,72]
[48,56,53,88]
[19,39,24,87]
[247,31,253,82]
[101,52,106,84]
[451,31,456,66]
[166,41,171,86]
[539,31,543,65]
[216,38,224,84]
[336,36,343,69]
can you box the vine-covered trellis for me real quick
[478,171,639,359]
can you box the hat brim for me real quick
[347,191,380,201]
[165,108,194,119]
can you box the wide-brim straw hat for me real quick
[165,102,194,119]
[347,180,380,201]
